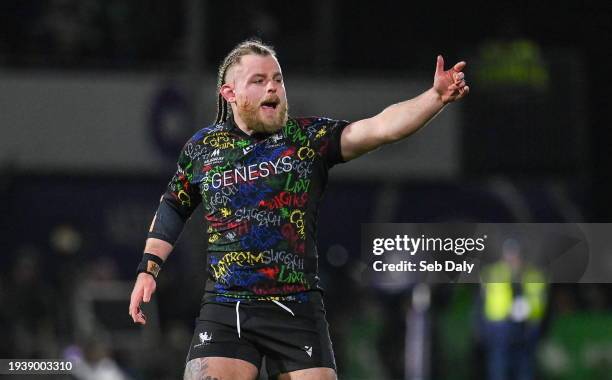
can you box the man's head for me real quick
[502,238,523,270]
[215,39,288,134]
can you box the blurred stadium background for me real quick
[1,1,611,379]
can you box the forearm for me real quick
[376,87,445,142]
[341,88,446,160]
[341,56,467,161]
[131,237,171,323]
[143,238,174,261]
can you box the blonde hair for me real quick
[214,39,277,124]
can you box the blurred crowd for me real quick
[0,0,184,69]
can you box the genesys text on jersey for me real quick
[206,156,293,189]
[372,234,488,256]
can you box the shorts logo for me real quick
[193,331,213,348]
[304,345,313,358]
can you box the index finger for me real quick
[129,288,143,318]
[129,303,147,325]
[453,61,467,72]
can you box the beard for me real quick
[235,95,289,134]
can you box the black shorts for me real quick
[185,291,336,378]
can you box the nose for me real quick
[266,80,278,93]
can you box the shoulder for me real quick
[189,123,227,143]
[290,117,350,139]
[179,123,227,160]
[292,116,345,128]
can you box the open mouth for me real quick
[260,99,280,110]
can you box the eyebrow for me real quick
[248,72,283,80]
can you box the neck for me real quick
[231,111,255,136]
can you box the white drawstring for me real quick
[272,300,295,316]
[236,301,241,338]
[234,300,295,338]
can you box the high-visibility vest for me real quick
[482,262,547,322]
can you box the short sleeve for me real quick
[165,145,202,215]
[301,117,350,168]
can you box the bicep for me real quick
[340,116,389,161]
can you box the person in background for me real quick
[479,238,548,380]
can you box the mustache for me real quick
[259,96,282,106]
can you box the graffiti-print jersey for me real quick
[149,117,349,302]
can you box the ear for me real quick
[220,83,236,103]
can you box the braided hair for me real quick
[214,39,277,125]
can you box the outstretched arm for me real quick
[340,55,469,161]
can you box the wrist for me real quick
[138,271,156,280]
[136,253,164,279]
[427,87,445,106]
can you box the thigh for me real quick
[257,293,337,378]
[276,367,337,380]
[184,357,259,380]
[186,303,262,375]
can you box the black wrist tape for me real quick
[136,253,164,279]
